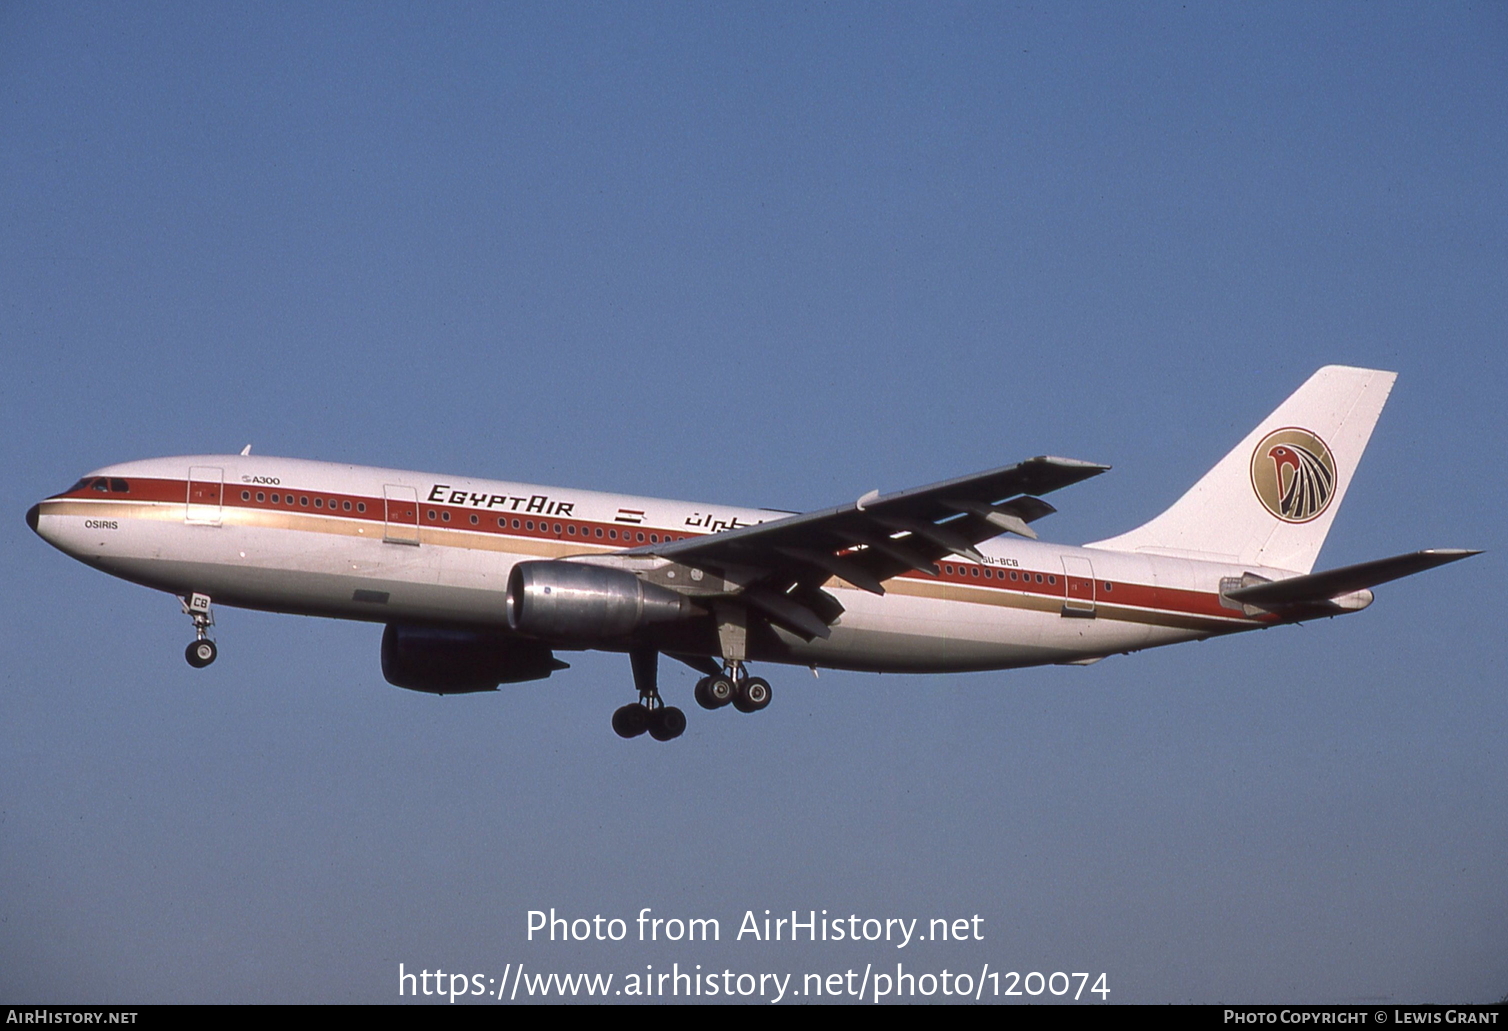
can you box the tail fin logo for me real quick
[1250,428,1337,523]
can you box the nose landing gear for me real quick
[181,593,218,668]
[185,638,218,668]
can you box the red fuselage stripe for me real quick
[52,480,1262,625]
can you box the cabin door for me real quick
[383,485,421,545]
[186,466,223,526]
[1061,555,1096,617]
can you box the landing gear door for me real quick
[186,466,223,525]
[1061,554,1096,617]
[384,485,420,545]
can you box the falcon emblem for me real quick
[1250,428,1336,523]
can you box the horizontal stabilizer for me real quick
[1225,549,1480,608]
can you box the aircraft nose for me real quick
[26,503,40,534]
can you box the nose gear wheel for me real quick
[180,593,218,668]
[185,639,218,668]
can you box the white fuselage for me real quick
[31,454,1292,674]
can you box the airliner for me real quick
[27,365,1476,741]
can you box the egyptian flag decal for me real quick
[1250,427,1337,523]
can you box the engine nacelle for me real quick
[506,560,697,641]
[380,623,566,695]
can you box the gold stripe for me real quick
[882,575,1064,615]
[874,575,1252,630]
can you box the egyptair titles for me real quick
[425,484,763,533]
[427,484,575,518]
[685,512,752,533]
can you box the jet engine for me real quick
[380,623,566,694]
[506,560,697,641]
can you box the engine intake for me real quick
[507,561,697,641]
[381,624,566,694]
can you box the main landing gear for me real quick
[693,662,771,715]
[611,652,773,741]
[181,592,218,668]
[613,649,686,742]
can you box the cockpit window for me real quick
[63,476,130,495]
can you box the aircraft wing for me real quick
[623,456,1109,640]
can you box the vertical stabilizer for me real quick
[1084,366,1396,573]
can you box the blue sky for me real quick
[2,3,1503,1003]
